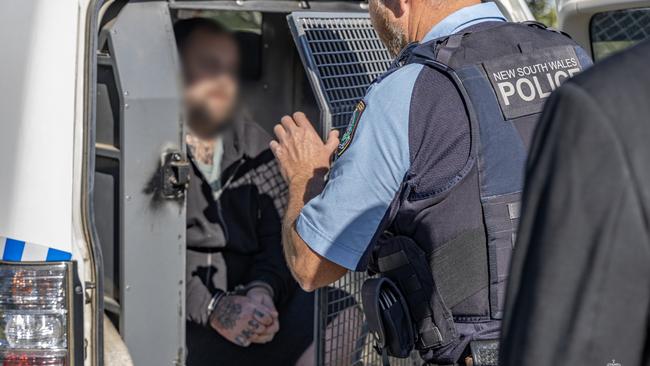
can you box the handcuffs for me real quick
[207,281,275,315]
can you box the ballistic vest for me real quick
[367,22,592,364]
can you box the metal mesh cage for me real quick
[591,7,650,43]
[590,7,650,60]
[288,12,419,366]
[315,273,421,366]
[288,12,392,132]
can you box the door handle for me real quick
[161,151,190,199]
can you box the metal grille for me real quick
[590,7,650,60]
[316,273,420,366]
[288,12,418,366]
[592,7,650,42]
[288,12,392,131]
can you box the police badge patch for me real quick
[336,100,366,157]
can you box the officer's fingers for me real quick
[253,307,274,326]
[269,141,284,159]
[280,115,298,132]
[325,129,340,153]
[292,112,313,129]
[273,124,288,144]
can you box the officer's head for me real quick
[175,18,240,138]
[369,0,481,57]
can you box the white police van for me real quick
[0,0,646,366]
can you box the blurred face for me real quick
[182,28,240,138]
[369,0,408,57]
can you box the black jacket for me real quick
[185,119,293,326]
[500,40,650,366]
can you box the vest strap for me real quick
[377,250,410,272]
[419,320,443,347]
[436,34,464,65]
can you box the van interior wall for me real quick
[240,12,320,134]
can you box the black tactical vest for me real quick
[366,22,592,365]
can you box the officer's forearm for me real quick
[282,175,347,291]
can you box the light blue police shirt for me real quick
[296,3,507,270]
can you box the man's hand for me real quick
[246,286,280,344]
[269,112,339,187]
[209,295,276,347]
[270,112,348,291]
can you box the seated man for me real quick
[175,18,318,365]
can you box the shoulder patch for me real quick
[336,100,366,157]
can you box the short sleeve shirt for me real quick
[296,3,507,270]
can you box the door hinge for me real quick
[161,151,190,199]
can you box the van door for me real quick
[92,2,186,366]
[558,0,650,61]
[288,3,532,365]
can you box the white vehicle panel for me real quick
[0,0,78,256]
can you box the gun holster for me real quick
[361,277,416,365]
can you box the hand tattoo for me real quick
[235,335,247,346]
[241,329,254,339]
[214,297,242,330]
[248,319,259,329]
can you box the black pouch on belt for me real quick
[361,277,415,365]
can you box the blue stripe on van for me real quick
[3,238,26,261]
[0,236,72,262]
[46,248,73,261]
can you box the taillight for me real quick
[0,263,77,366]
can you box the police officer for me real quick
[270,0,591,365]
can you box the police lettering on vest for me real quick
[484,46,583,119]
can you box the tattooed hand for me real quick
[209,295,276,347]
[246,286,280,344]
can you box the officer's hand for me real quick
[246,287,280,344]
[270,112,340,186]
[209,294,277,347]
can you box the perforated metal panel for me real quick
[592,7,650,43]
[316,273,421,366]
[590,7,650,60]
[288,12,418,366]
[288,12,392,133]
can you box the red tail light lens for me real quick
[0,350,66,366]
